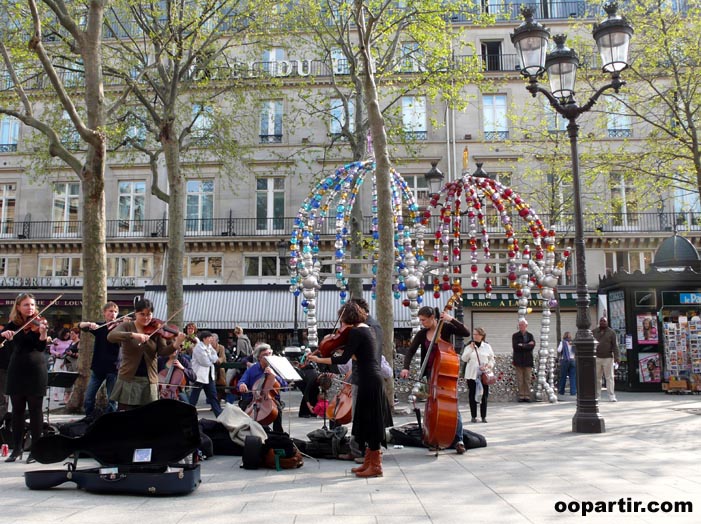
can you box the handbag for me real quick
[475,347,496,386]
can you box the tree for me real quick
[583,0,701,215]
[0,0,109,411]
[102,0,271,323]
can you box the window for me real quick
[0,116,20,152]
[606,96,632,138]
[330,98,355,137]
[402,96,427,140]
[183,255,222,283]
[0,183,16,236]
[256,177,285,232]
[262,48,285,75]
[60,111,82,150]
[244,254,286,282]
[191,104,213,143]
[483,171,511,231]
[402,174,429,207]
[673,186,701,229]
[605,251,653,276]
[398,42,423,73]
[39,255,82,277]
[609,173,638,228]
[107,255,153,278]
[118,181,145,235]
[483,94,508,140]
[545,100,567,133]
[331,48,350,75]
[259,100,283,143]
[0,257,20,277]
[186,180,214,234]
[124,111,147,147]
[481,41,502,71]
[52,182,80,236]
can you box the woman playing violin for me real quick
[107,299,186,411]
[79,302,121,416]
[1,293,49,463]
[307,302,389,478]
[399,306,470,455]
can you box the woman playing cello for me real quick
[307,302,389,477]
[399,305,470,454]
[107,299,186,411]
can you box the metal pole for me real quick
[567,117,605,433]
[292,293,300,346]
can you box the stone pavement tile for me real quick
[334,501,426,517]
[417,503,531,524]
[293,517,377,524]
[369,517,432,524]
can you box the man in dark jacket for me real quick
[512,319,535,402]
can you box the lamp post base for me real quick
[572,411,605,433]
[572,329,605,434]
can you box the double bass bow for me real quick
[416,289,463,450]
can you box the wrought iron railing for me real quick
[1,212,698,242]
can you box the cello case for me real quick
[25,399,201,496]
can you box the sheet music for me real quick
[264,355,302,382]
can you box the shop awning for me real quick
[144,286,445,330]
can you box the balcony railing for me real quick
[1,212,698,242]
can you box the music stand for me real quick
[46,371,79,424]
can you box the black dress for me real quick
[5,321,48,397]
[331,325,388,448]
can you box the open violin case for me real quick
[24,399,201,496]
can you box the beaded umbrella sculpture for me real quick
[287,160,426,349]
[420,164,571,403]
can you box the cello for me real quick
[326,370,352,425]
[245,371,280,426]
[158,350,187,400]
[419,290,463,450]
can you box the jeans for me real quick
[83,370,117,416]
[189,380,222,417]
[558,358,577,395]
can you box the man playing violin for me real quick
[80,302,121,416]
[238,343,287,432]
[400,306,470,454]
[107,299,186,411]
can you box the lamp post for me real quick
[278,240,300,346]
[511,2,633,433]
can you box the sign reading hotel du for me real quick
[0,276,143,288]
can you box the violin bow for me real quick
[139,303,188,345]
[0,294,64,349]
[96,311,135,329]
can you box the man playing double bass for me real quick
[238,344,287,432]
[399,305,470,454]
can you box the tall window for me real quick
[39,255,82,277]
[107,255,153,278]
[60,111,82,150]
[0,183,16,236]
[481,41,502,71]
[0,257,20,277]
[331,48,350,75]
[0,116,20,152]
[118,181,145,235]
[545,100,567,133]
[606,96,632,138]
[183,255,222,283]
[330,98,355,136]
[52,182,80,236]
[260,100,283,143]
[610,173,638,228]
[186,180,214,234]
[256,177,285,232]
[191,104,213,143]
[403,174,429,206]
[674,186,701,228]
[399,42,423,72]
[262,48,285,75]
[402,96,427,140]
[244,254,285,283]
[483,94,508,140]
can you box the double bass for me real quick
[419,290,462,450]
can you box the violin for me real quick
[0,294,62,349]
[318,324,351,358]
[143,318,181,339]
[23,316,49,334]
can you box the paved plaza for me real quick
[1,391,700,524]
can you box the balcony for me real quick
[0,144,18,153]
[449,1,594,23]
[0,212,698,242]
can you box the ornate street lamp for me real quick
[424,161,444,198]
[278,239,300,346]
[511,2,633,433]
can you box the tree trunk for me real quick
[163,131,185,325]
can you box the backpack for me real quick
[262,431,303,470]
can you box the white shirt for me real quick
[461,341,495,380]
[191,340,219,384]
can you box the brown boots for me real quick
[353,449,383,478]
